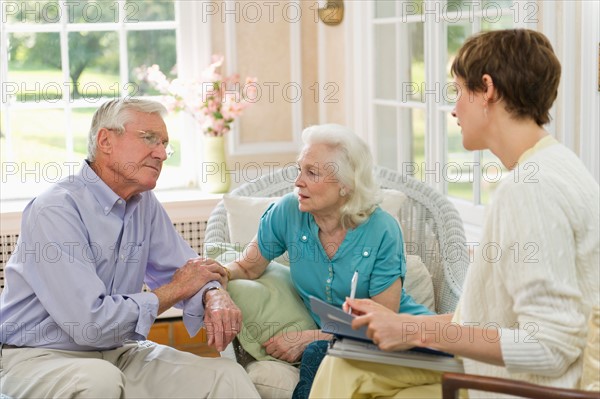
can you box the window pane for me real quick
[155,113,184,190]
[3,0,61,24]
[72,108,97,160]
[408,22,424,102]
[446,0,478,16]
[399,0,424,16]
[446,21,472,83]
[125,0,175,22]
[0,109,70,200]
[66,0,120,23]
[375,105,398,170]
[483,0,513,9]
[446,112,473,201]
[69,31,119,100]
[411,108,425,166]
[374,1,395,18]
[374,24,396,100]
[128,30,177,95]
[7,32,62,102]
[374,106,425,174]
[482,14,514,31]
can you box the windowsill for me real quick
[0,188,225,233]
[153,188,224,203]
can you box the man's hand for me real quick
[154,258,226,314]
[174,258,226,296]
[262,329,329,363]
[204,289,242,352]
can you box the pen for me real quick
[348,271,358,314]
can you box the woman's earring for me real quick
[483,99,488,119]
[339,188,347,197]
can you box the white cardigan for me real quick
[460,138,600,398]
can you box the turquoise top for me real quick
[257,193,434,326]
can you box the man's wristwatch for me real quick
[203,286,222,305]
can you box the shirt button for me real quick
[326,279,331,283]
[301,235,307,241]
[117,199,123,204]
[120,255,125,260]
[363,251,369,256]
[104,206,109,212]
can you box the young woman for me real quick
[309,29,599,399]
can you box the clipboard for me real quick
[310,296,465,373]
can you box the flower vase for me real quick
[202,135,231,193]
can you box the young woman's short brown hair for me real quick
[451,29,561,126]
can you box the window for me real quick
[1,0,198,201]
[362,0,537,225]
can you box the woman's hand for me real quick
[212,260,229,289]
[262,329,329,363]
[342,297,396,316]
[348,298,419,352]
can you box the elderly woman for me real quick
[220,124,433,397]
[308,29,599,398]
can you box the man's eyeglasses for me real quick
[106,128,174,159]
[136,130,175,159]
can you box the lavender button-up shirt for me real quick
[0,161,217,350]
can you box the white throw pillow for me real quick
[223,195,280,246]
[404,254,436,312]
[379,189,408,221]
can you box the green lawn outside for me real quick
[2,67,182,180]
[8,68,122,101]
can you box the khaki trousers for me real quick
[0,341,259,398]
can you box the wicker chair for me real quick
[205,165,469,369]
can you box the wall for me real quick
[202,0,351,190]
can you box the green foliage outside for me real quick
[7,0,177,100]
[3,0,181,190]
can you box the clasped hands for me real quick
[175,257,242,352]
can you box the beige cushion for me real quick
[405,255,435,312]
[379,189,408,220]
[245,360,300,399]
[580,305,600,391]
[223,195,280,247]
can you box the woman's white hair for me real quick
[87,98,168,162]
[300,124,382,228]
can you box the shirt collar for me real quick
[78,161,141,217]
[517,135,558,164]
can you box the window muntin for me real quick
[1,0,189,201]
[371,0,517,206]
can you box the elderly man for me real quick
[0,99,259,398]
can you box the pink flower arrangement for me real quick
[136,55,257,136]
